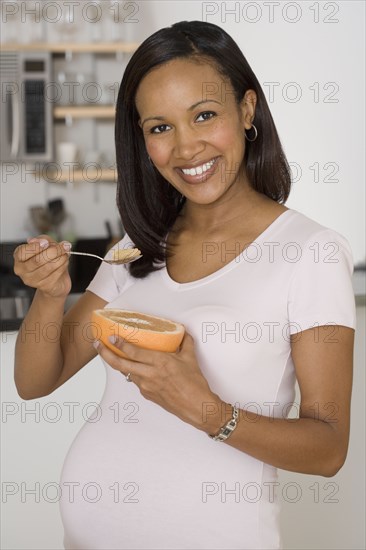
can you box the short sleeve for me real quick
[86,234,135,303]
[287,229,356,335]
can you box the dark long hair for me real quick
[115,20,291,278]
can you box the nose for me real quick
[173,126,205,161]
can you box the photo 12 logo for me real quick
[201,2,340,24]
[1,1,140,25]
[1,400,140,424]
[201,240,340,264]
[1,480,140,504]
[201,480,340,503]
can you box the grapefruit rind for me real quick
[91,309,185,358]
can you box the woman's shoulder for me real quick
[282,208,354,277]
[282,208,350,246]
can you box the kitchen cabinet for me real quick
[1,42,139,183]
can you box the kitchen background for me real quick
[1,1,365,549]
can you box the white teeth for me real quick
[181,158,216,176]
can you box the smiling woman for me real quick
[115,20,291,278]
[13,20,356,550]
[136,60,252,202]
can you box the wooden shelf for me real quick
[2,40,136,185]
[54,105,116,119]
[1,42,139,53]
[68,168,117,182]
[33,167,117,183]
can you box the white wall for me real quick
[0,1,365,265]
[1,2,365,549]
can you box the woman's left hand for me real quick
[93,332,223,432]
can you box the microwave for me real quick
[0,51,53,162]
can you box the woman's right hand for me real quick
[13,235,72,299]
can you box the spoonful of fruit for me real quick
[68,247,142,265]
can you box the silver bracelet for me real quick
[208,405,239,442]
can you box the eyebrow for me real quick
[140,99,222,127]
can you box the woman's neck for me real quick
[178,183,274,236]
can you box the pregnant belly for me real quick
[59,373,279,550]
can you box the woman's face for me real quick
[135,58,256,205]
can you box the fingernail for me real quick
[93,340,100,350]
[109,335,118,345]
[39,239,49,249]
[62,241,72,252]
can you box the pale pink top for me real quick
[59,208,356,549]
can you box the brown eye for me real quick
[196,111,216,122]
[150,124,171,134]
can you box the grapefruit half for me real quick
[91,309,185,358]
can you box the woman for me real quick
[14,21,356,550]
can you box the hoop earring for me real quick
[244,124,258,142]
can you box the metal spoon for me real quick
[68,249,142,265]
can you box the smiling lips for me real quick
[177,157,219,183]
